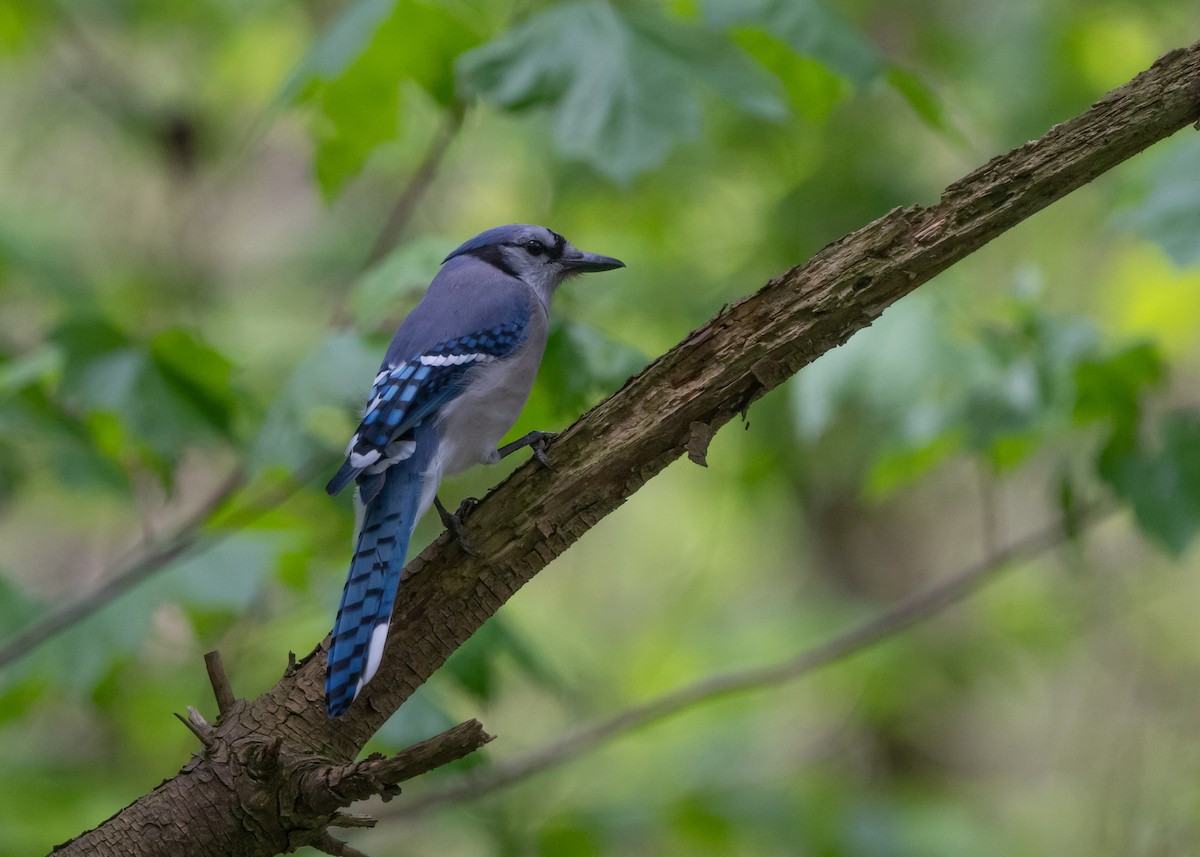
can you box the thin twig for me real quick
[389,508,1108,817]
[363,105,464,270]
[204,650,236,715]
[0,467,244,671]
[0,455,332,671]
[302,720,494,815]
[355,718,494,786]
[328,812,377,830]
[310,831,371,857]
[174,706,214,749]
[326,106,466,328]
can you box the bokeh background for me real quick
[3,1,1200,854]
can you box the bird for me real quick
[323,224,625,717]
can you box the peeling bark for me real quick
[50,40,1200,857]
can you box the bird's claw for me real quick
[434,495,481,557]
[530,435,554,469]
[498,430,559,469]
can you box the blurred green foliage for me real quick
[2,1,1200,855]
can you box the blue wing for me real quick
[325,319,528,501]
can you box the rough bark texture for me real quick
[52,40,1200,857]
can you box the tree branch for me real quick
[299,719,493,815]
[205,651,237,716]
[48,40,1200,857]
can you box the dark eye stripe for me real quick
[467,244,519,277]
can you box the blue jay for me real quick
[324,224,624,717]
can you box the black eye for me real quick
[525,239,545,256]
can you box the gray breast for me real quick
[433,298,548,476]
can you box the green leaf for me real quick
[733,28,847,121]
[302,0,480,197]
[886,66,962,138]
[794,291,1117,493]
[441,616,561,702]
[866,431,964,501]
[981,429,1042,472]
[458,1,787,182]
[0,441,19,505]
[1102,411,1200,556]
[792,294,979,443]
[351,236,446,328]
[538,319,647,418]
[278,0,397,102]
[441,626,496,701]
[537,814,605,857]
[0,572,38,643]
[0,344,62,401]
[3,384,130,493]
[41,316,241,484]
[50,316,130,360]
[702,0,883,86]
[1072,342,1164,429]
[50,319,241,479]
[671,794,735,851]
[959,306,1098,469]
[253,331,380,473]
[149,328,239,437]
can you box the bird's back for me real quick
[384,255,537,367]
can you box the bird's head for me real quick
[444,224,624,304]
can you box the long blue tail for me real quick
[325,427,433,717]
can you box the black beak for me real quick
[561,249,625,272]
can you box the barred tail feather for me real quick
[325,426,434,717]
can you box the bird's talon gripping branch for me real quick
[498,429,559,469]
[454,495,480,520]
[434,495,481,557]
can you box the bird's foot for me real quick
[434,495,482,557]
[498,430,559,469]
